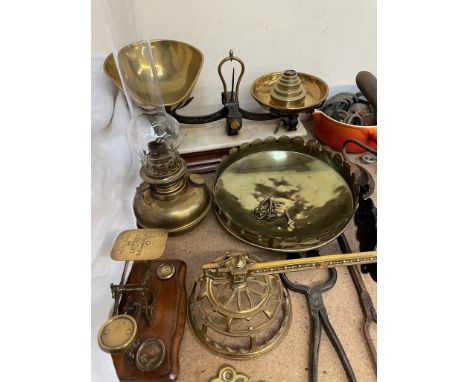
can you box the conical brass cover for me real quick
[188,252,292,359]
[270,70,306,107]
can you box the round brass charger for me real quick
[213,137,359,252]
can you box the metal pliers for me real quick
[280,267,357,382]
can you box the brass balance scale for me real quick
[104,40,329,136]
[99,39,377,381]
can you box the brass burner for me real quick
[188,251,292,360]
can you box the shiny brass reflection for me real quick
[103,39,203,111]
[213,136,359,252]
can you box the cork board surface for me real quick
[160,151,377,382]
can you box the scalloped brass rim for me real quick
[213,136,360,252]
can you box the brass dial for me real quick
[98,314,138,353]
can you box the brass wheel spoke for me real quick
[248,279,268,287]
[226,317,233,332]
[245,289,254,308]
[247,286,264,297]
[223,289,237,307]
[237,289,242,310]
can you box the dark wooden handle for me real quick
[356,71,377,111]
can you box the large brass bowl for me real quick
[213,136,359,252]
[104,40,203,111]
[251,72,328,114]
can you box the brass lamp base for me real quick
[134,172,212,233]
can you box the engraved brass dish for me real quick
[213,136,360,252]
[104,39,203,111]
[251,72,328,114]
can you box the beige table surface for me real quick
[160,127,377,382]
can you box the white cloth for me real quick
[91,54,141,382]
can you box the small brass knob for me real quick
[230,120,241,130]
[156,263,176,280]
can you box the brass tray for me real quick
[213,136,359,252]
[103,39,203,111]
[250,72,329,114]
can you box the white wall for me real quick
[92,0,376,113]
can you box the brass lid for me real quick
[98,314,138,353]
[270,70,307,107]
[213,136,359,252]
[251,71,328,113]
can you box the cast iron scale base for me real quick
[170,50,311,136]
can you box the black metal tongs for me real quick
[281,251,357,382]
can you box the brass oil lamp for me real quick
[128,110,212,231]
[103,0,211,232]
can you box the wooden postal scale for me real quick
[97,229,186,382]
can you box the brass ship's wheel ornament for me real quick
[188,249,376,360]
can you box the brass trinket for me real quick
[209,365,250,382]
